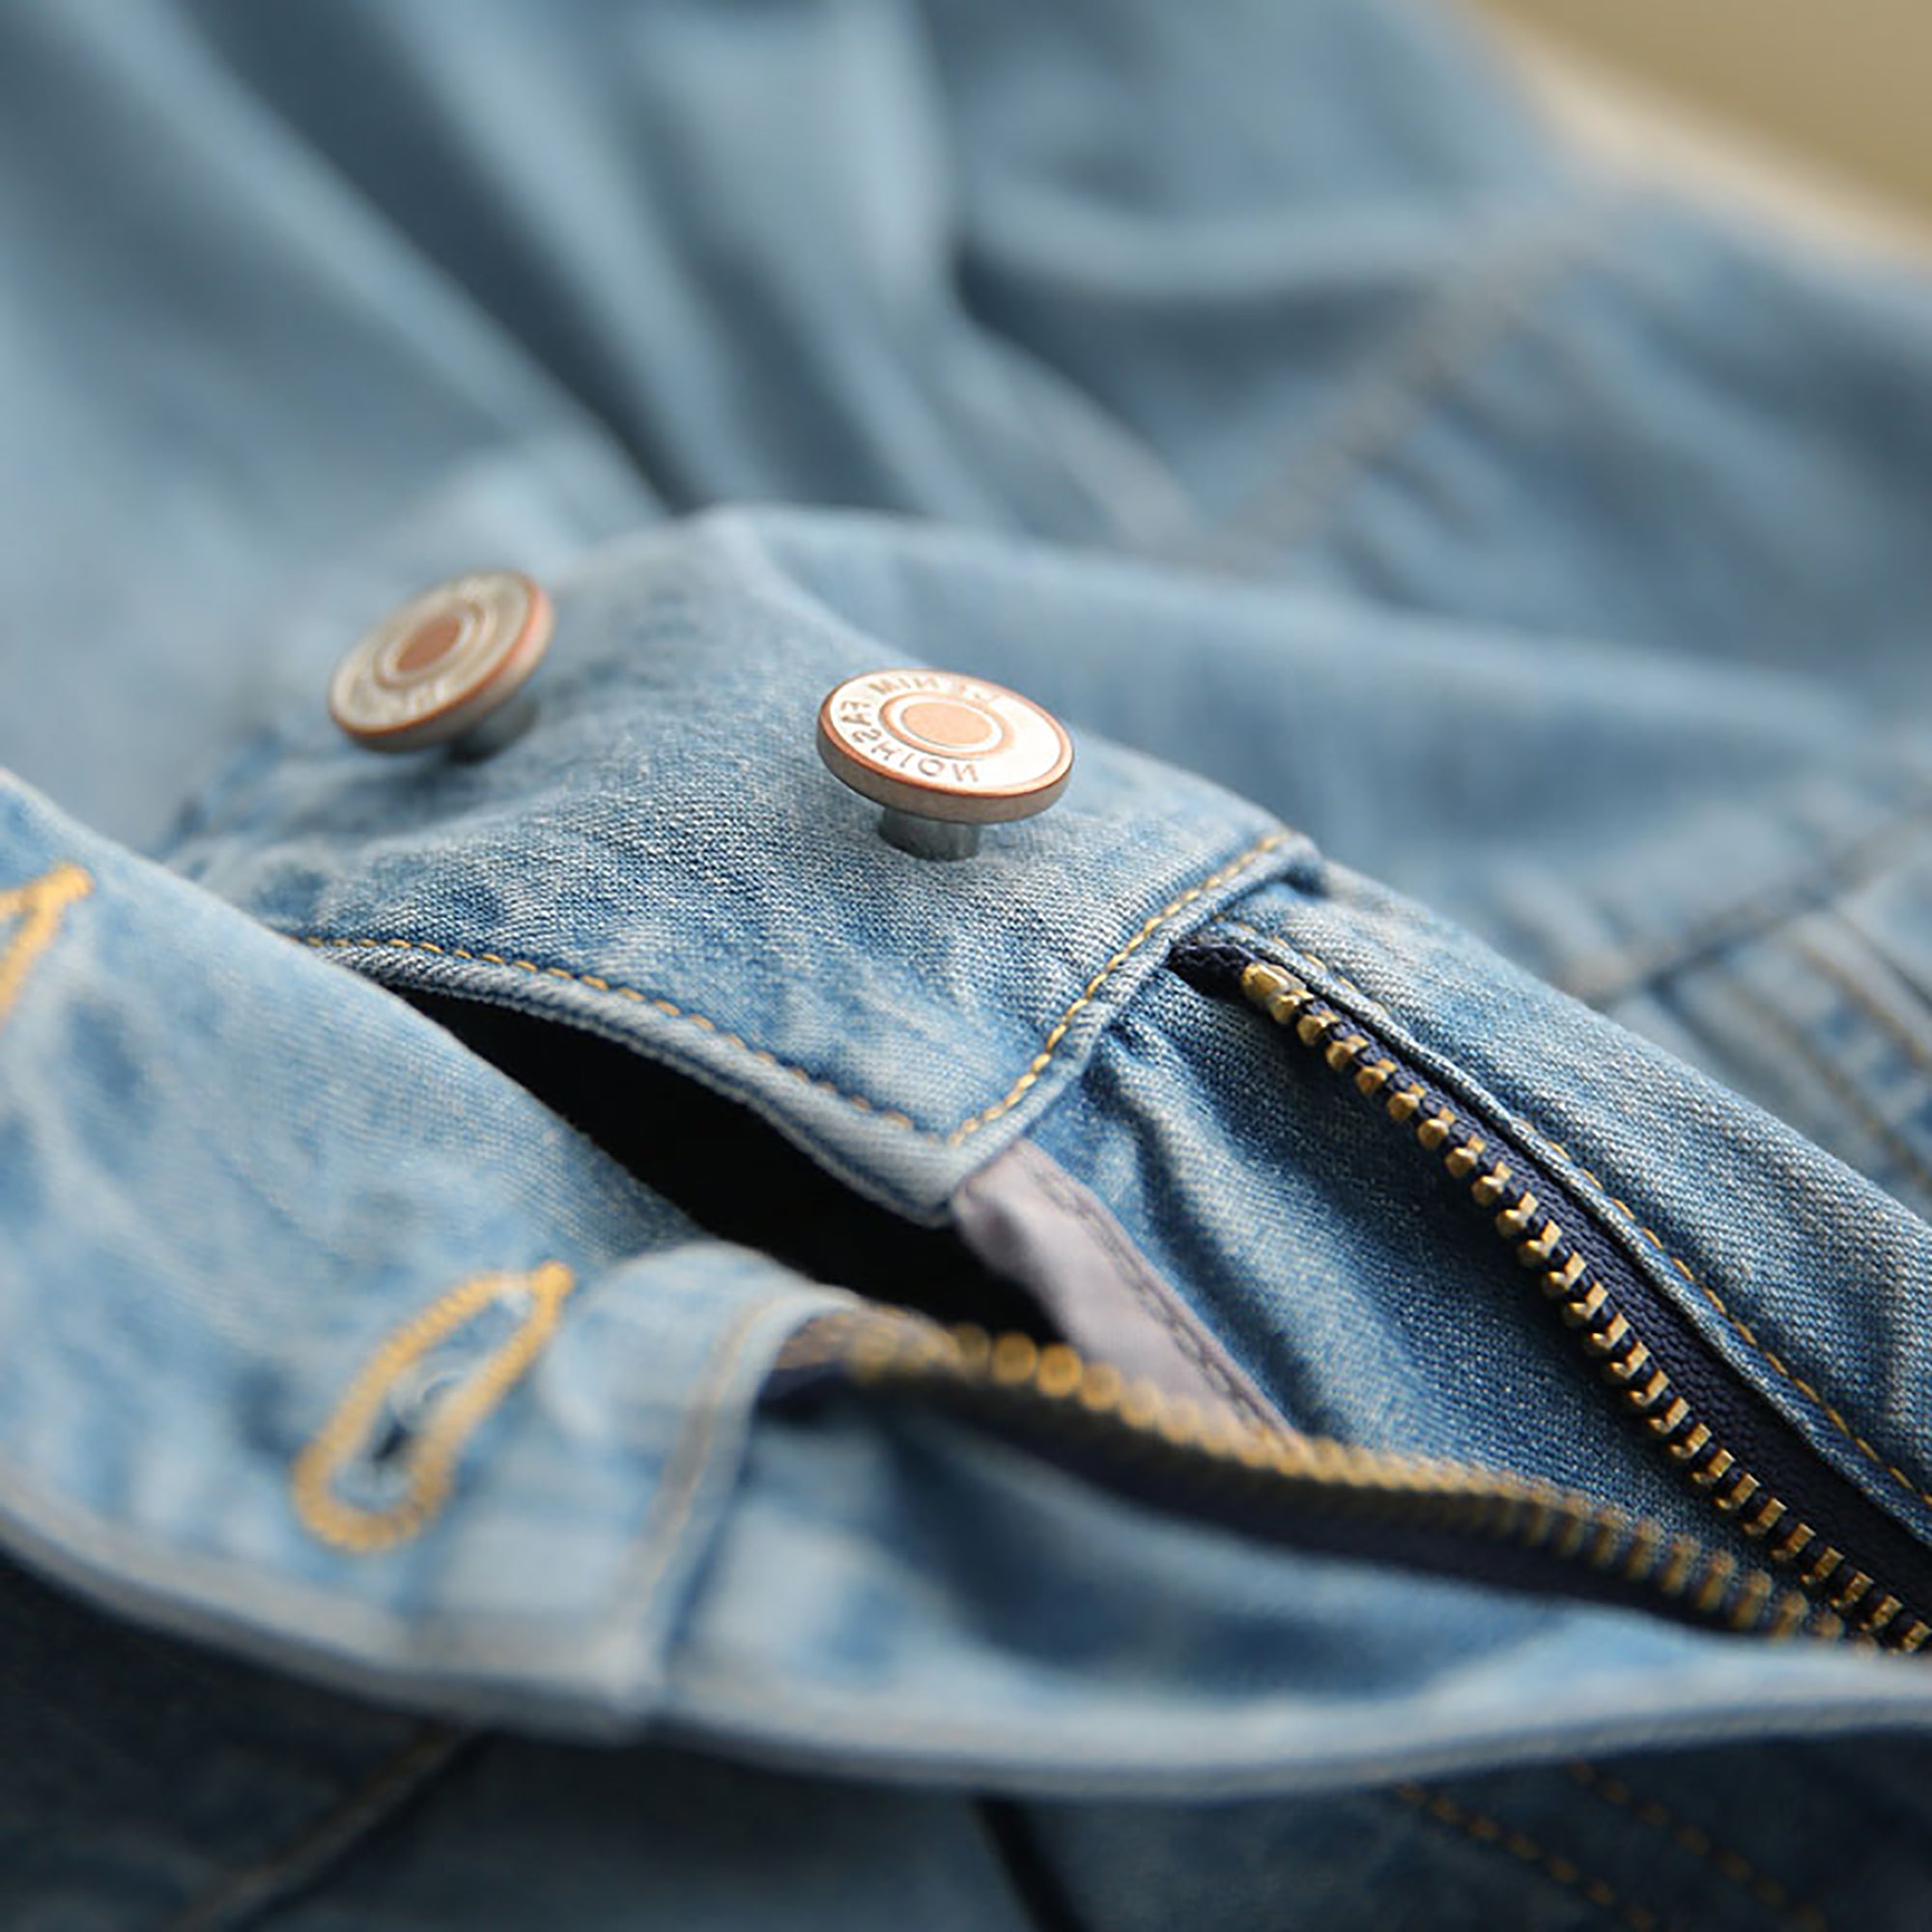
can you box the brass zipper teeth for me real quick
[777,1308,1846,1646]
[1234,958,1932,1655]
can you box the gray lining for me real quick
[952,1139,1281,1425]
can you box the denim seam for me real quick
[668,1647,1932,1783]
[0,1292,835,1706]
[298,933,936,1135]
[0,863,93,1027]
[1177,191,1625,575]
[946,830,1293,1142]
[1720,967,1932,1204]
[1393,1780,1663,1932]
[1225,923,1932,1532]
[295,826,1293,1151]
[1555,790,1932,1009]
[166,1724,469,1932]
[290,1285,798,1662]
[608,1293,802,1656]
[1565,1760,1829,1932]
[1791,923,1932,1091]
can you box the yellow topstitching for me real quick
[296,827,1293,1149]
[1567,1760,1827,1932]
[1238,925,1932,1527]
[1394,1781,1663,1932]
[0,864,93,1028]
[292,1262,575,1551]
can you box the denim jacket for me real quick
[6,3,1932,1927]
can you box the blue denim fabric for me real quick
[7,2,1932,1927]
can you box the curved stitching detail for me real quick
[1567,1761,1829,1932]
[294,828,1292,1151]
[0,863,93,1029]
[1182,194,1622,575]
[1556,792,1932,1009]
[1229,924,1932,1528]
[946,830,1292,1144]
[1394,1781,1664,1932]
[1725,972,1932,1202]
[166,1724,468,1932]
[1790,926,1932,1090]
[293,1263,575,1551]
[298,933,934,1138]
[1552,1119,1932,1526]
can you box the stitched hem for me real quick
[1557,789,1932,1009]
[1174,190,1626,576]
[1565,1759,1829,1932]
[293,828,1295,1151]
[1394,1780,1664,1932]
[166,1724,470,1932]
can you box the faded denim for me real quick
[6,2,1932,1927]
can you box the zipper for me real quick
[771,1308,1851,1648]
[1167,933,1932,1654]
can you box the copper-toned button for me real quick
[817,669,1073,859]
[329,570,554,753]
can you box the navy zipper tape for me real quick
[765,1357,1822,1641]
[1169,933,1932,1631]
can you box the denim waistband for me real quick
[167,509,1316,1216]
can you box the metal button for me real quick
[816,669,1073,859]
[328,570,554,754]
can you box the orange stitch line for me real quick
[1237,925,1932,1525]
[0,864,93,1027]
[292,1262,576,1552]
[295,831,1290,1154]
[169,1721,464,1928]
[1394,1783,1661,1932]
[946,830,1292,1145]
[299,935,939,1140]
[1736,972,1932,1198]
[1792,929,1932,1089]
[1567,1761,1828,1931]
[1215,918,1401,1026]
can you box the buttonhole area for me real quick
[366,1358,471,1468]
[403,990,1053,1335]
[340,1294,527,1509]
